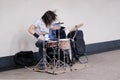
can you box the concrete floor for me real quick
[0,50,120,80]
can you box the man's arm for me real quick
[28,24,35,35]
[28,24,44,40]
[28,24,39,38]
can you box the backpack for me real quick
[67,30,86,59]
[14,51,34,67]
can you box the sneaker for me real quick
[38,65,45,70]
[34,64,45,72]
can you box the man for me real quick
[28,10,60,70]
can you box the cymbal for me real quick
[70,24,83,32]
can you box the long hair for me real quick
[42,10,57,26]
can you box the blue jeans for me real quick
[35,40,44,65]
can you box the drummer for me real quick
[28,10,60,70]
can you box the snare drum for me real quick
[47,41,58,47]
[59,39,71,49]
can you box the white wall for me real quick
[0,0,120,57]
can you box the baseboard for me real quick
[0,39,120,71]
[86,40,120,55]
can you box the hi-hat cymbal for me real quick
[70,24,83,32]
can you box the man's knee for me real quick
[35,40,43,47]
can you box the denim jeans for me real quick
[35,40,44,65]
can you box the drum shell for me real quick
[59,39,71,49]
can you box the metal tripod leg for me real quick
[62,49,72,71]
[48,47,58,68]
[34,37,50,71]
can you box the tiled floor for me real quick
[0,50,120,80]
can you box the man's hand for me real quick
[38,35,44,40]
[28,24,35,34]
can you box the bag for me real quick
[14,51,34,67]
[67,30,86,59]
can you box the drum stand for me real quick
[34,34,50,71]
[51,29,72,74]
[71,29,88,64]
[48,46,58,67]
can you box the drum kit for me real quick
[33,23,88,74]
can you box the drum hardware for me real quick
[55,29,67,67]
[34,32,50,71]
[47,46,58,69]
[61,48,72,71]
[34,24,72,74]
[26,23,88,74]
[38,27,72,74]
[49,29,72,74]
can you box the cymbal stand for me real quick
[35,34,50,70]
[55,29,71,70]
[55,29,65,67]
